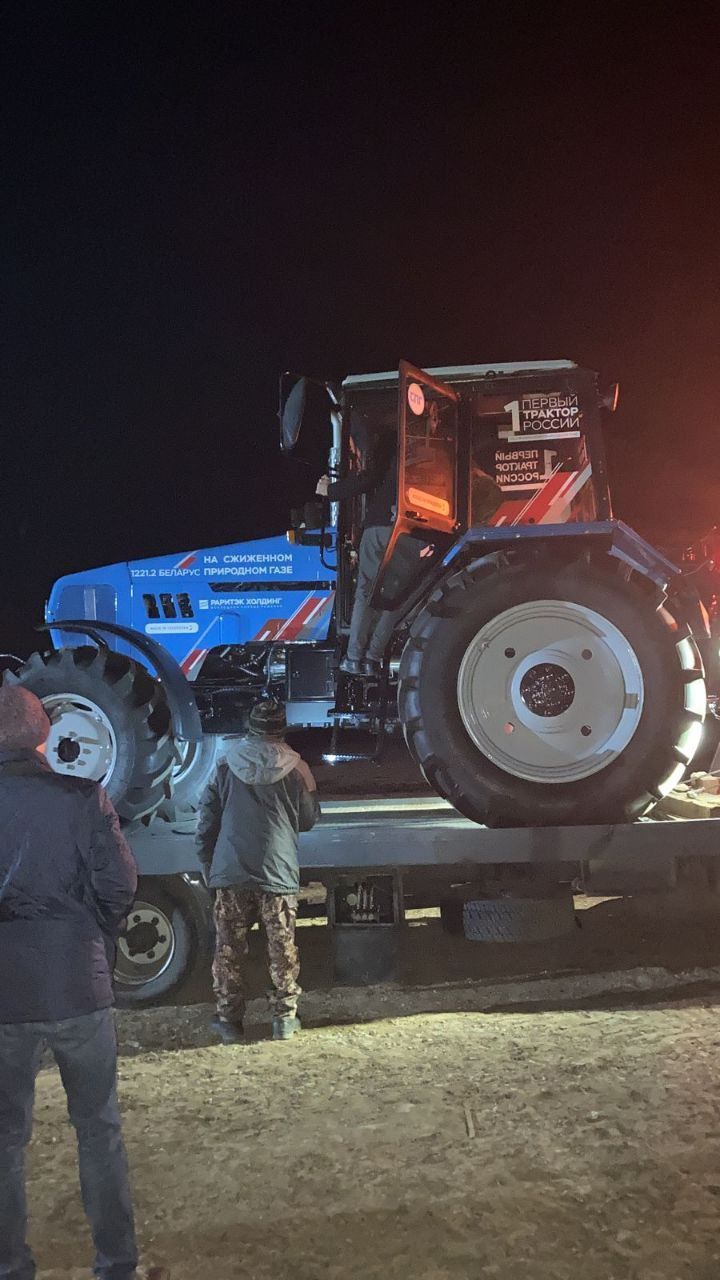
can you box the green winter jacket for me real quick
[196,737,320,895]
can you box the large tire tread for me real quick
[463,895,576,942]
[158,735,224,821]
[398,552,706,828]
[9,647,176,823]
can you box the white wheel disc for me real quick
[41,693,118,784]
[115,902,176,986]
[457,599,645,784]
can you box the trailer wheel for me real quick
[114,875,212,1007]
[9,647,175,823]
[158,735,224,821]
[463,895,576,942]
[399,556,706,826]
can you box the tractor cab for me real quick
[332,360,614,626]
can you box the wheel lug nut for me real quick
[581,725,592,737]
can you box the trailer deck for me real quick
[129,796,720,889]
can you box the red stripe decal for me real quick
[275,596,324,641]
[181,647,208,675]
[252,619,287,641]
[251,595,327,643]
[488,470,574,528]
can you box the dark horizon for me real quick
[3,2,720,654]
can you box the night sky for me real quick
[3,2,719,655]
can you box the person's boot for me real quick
[211,1014,244,1044]
[272,1015,301,1040]
[339,656,362,675]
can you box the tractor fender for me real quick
[41,619,203,741]
[450,520,677,585]
[449,520,708,636]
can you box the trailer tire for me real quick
[463,895,576,942]
[399,555,706,826]
[9,646,176,823]
[114,875,212,1007]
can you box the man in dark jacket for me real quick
[197,699,320,1043]
[317,430,422,677]
[0,685,164,1280]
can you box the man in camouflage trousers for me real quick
[196,699,319,1042]
[213,891,301,1026]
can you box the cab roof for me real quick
[342,360,577,389]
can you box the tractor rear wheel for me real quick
[398,556,706,826]
[9,646,175,823]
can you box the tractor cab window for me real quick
[348,396,396,472]
[344,392,398,539]
[401,388,457,528]
[469,380,603,527]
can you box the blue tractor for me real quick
[8,360,710,827]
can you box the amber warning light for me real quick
[406,487,450,517]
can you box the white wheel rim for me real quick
[115,902,176,986]
[41,693,118,785]
[457,599,645,784]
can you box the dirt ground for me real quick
[28,902,720,1280]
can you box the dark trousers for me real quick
[347,526,423,662]
[0,1008,137,1280]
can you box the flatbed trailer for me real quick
[116,800,720,1006]
[129,795,720,880]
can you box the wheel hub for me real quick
[57,737,82,764]
[519,663,576,718]
[115,904,175,986]
[41,693,118,784]
[457,599,645,784]
[124,918,165,957]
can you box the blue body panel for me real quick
[46,521,682,688]
[443,520,681,589]
[47,533,336,678]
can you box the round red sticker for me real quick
[407,382,425,415]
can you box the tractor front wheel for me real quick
[9,646,176,823]
[158,734,224,821]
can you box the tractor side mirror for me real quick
[279,375,309,452]
[600,382,620,412]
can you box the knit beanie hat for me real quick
[0,684,51,751]
[248,698,287,738]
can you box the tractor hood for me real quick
[46,532,337,677]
